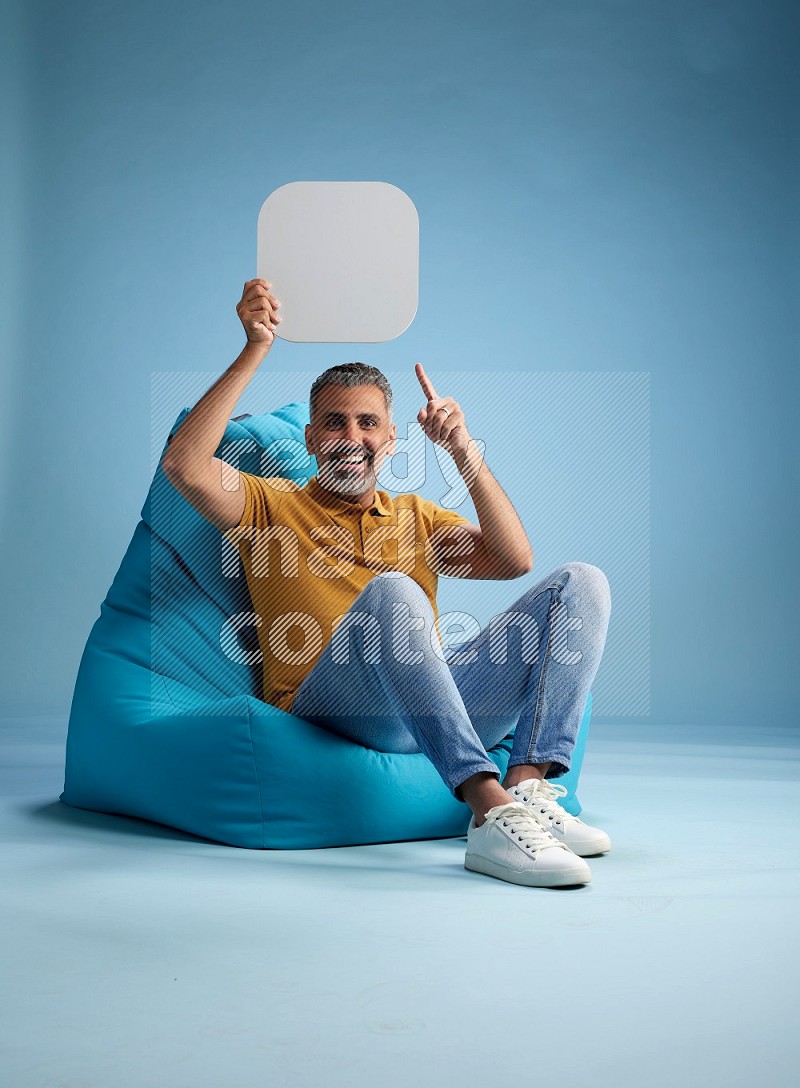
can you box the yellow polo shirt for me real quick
[228,472,472,713]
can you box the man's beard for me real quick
[318,454,378,496]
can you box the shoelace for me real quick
[482,802,571,854]
[512,780,578,829]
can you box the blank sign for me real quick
[257,181,419,343]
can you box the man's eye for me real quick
[326,420,376,427]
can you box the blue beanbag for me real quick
[60,402,593,848]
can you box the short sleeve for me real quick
[430,502,472,534]
[235,472,286,529]
[421,500,474,579]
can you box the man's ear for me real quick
[304,422,314,455]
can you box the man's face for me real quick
[305,383,396,500]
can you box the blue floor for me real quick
[2,717,798,1088]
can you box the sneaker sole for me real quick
[562,836,611,857]
[464,852,591,888]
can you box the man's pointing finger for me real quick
[415,361,438,401]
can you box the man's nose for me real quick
[343,424,364,449]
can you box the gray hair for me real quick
[309,362,393,425]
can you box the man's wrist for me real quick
[243,338,272,358]
[452,437,485,486]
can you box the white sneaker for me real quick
[506,778,611,857]
[465,802,592,887]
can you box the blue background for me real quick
[2,0,796,729]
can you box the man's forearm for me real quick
[453,442,534,571]
[162,340,270,480]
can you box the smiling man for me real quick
[163,278,614,889]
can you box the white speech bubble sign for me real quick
[257,181,419,343]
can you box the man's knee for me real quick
[509,562,611,622]
[560,562,611,614]
[366,570,429,605]
[531,561,609,607]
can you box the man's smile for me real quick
[331,448,371,470]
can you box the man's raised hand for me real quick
[237,279,282,347]
[415,361,471,456]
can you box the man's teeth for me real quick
[337,453,366,464]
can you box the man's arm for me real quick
[435,445,534,580]
[414,361,534,580]
[162,279,281,531]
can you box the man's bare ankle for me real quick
[459,772,515,827]
[502,763,551,789]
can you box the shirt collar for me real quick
[305,475,393,517]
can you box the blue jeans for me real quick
[290,562,612,803]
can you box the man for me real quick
[163,279,613,889]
